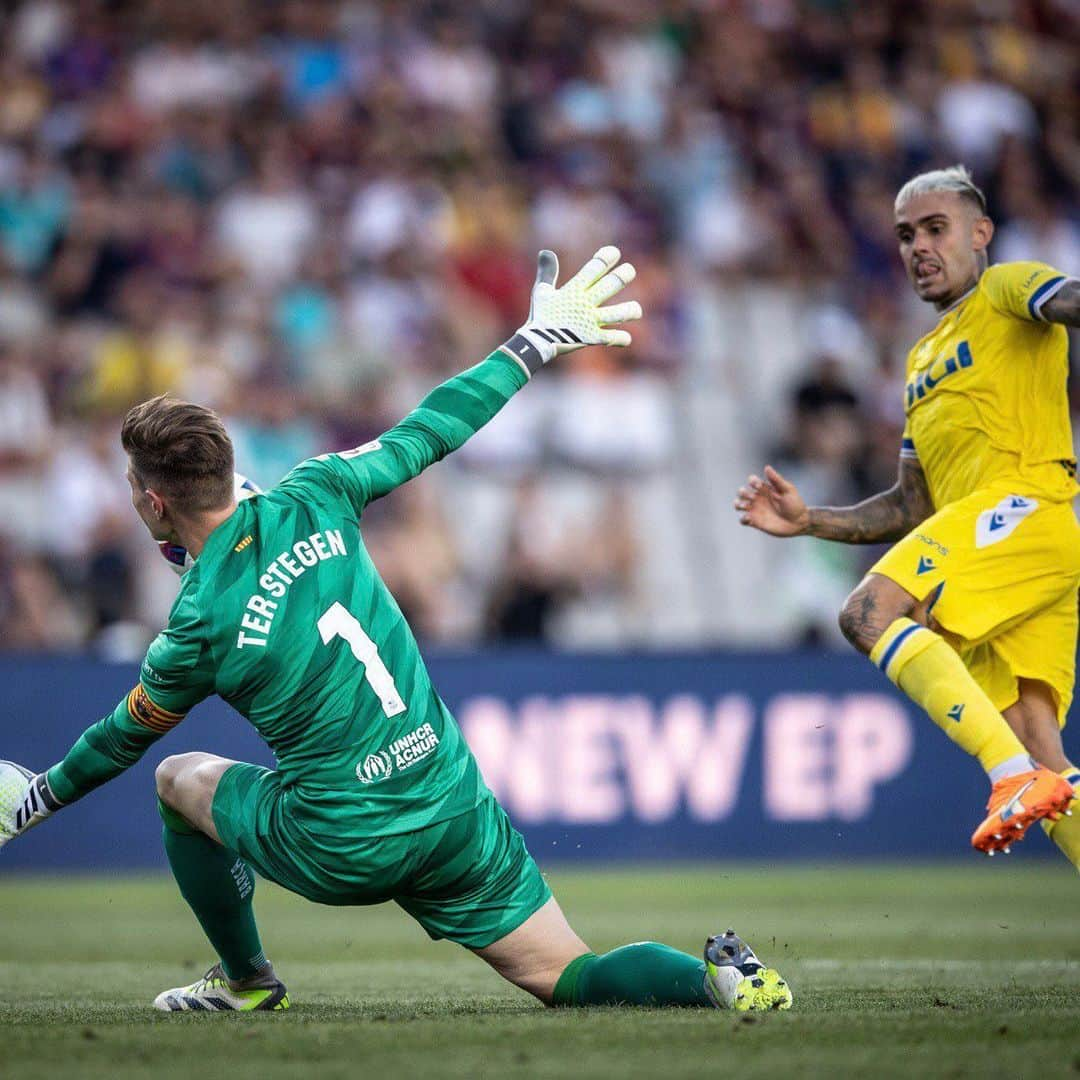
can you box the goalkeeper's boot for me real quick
[704,929,792,1011]
[152,963,289,1012]
[971,766,1075,855]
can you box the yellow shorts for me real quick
[870,485,1080,724]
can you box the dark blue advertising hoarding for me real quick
[0,651,1052,869]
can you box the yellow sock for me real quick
[869,618,1027,774]
[1042,766,1080,873]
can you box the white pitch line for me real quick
[801,959,1080,973]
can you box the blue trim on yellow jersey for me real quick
[925,581,945,616]
[877,623,921,675]
[900,437,918,458]
[1027,276,1065,321]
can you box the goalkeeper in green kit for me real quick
[0,248,791,1014]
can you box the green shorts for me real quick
[211,763,551,949]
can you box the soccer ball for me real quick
[158,472,262,575]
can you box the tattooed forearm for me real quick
[806,490,909,543]
[804,459,933,544]
[1040,279,1080,328]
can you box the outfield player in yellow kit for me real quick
[736,165,1080,861]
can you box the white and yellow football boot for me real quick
[704,929,793,1011]
[153,963,289,1012]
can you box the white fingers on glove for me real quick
[598,328,633,347]
[564,244,621,290]
[597,301,643,325]
[589,262,637,305]
[505,245,643,374]
[595,300,642,348]
[533,248,560,291]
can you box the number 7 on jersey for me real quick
[317,602,407,718]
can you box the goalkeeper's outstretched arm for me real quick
[294,246,642,513]
[0,686,182,848]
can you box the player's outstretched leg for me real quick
[551,932,790,1010]
[842,578,1073,853]
[476,898,791,1010]
[154,754,287,1012]
[551,931,791,1010]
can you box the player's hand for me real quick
[0,761,58,849]
[734,466,810,537]
[501,246,642,375]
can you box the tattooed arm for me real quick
[734,458,934,544]
[1040,279,1080,328]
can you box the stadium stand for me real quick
[0,0,1074,653]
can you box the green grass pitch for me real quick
[2,863,1079,1079]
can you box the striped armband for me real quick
[899,437,919,461]
[127,684,186,734]
[1028,276,1069,321]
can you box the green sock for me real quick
[159,800,268,981]
[552,943,710,1006]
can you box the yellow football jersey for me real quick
[901,261,1076,510]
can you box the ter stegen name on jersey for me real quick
[237,529,348,649]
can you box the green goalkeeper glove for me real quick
[0,760,61,849]
[500,246,642,376]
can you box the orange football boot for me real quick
[971,767,1074,855]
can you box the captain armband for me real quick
[127,684,187,734]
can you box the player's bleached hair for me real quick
[894,165,988,216]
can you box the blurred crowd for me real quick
[0,0,1076,654]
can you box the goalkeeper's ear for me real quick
[535,249,559,289]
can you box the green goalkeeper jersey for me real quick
[46,351,529,837]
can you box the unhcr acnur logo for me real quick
[357,751,393,785]
[355,723,441,785]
